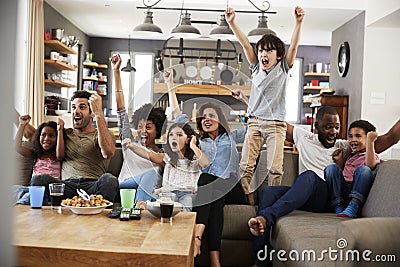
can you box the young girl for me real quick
[14,114,65,204]
[324,120,380,218]
[122,122,209,211]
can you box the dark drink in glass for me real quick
[50,193,63,207]
[160,203,174,219]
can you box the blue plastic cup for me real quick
[29,186,45,209]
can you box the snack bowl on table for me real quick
[61,202,113,215]
[146,200,183,218]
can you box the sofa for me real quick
[107,148,400,267]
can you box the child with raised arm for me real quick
[14,115,65,204]
[324,120,380,218]
[122,122,209,211]
[226,6,305,204]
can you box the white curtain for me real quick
[27,0,44,127]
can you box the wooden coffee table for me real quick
[14,205,195,267]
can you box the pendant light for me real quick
[209,14,234,40]
[248,13,276,43]
[171,11,201,39]
[121,35,136,72]
[133,9,163,37]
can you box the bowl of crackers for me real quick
[61,194,112,215]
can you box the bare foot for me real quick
[194,237,201,257]
[248,216,267,236]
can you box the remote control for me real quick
[130,208,141,220]
[119,208,131,221]
[108,207,121,218]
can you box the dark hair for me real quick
[32,121,58,162]
[71,90,92,101]
[131,103,167,138]
[164,122,198,167]
[316,106,338,121]
[349,120,376,135]
[70,90,92,113]
[256,34,286,60]
[196,102,230,139]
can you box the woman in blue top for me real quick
[165,70,247,267]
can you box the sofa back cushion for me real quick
[362,160,400,217]
[107,147,123,178]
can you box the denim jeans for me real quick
[254,170,330,266]
[324,163,375,204]
[118,169,161,202]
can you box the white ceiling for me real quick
[45,0,372,46]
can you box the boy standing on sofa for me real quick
[226,6,305,204]
[324,120,380,218]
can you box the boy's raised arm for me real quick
[225,8,257,65]
[285,6,305,68]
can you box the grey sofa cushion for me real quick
[222,205,257,239]
[336,217,400,267]
[362,160,400,217]
[271,210,349,267]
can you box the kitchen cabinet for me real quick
[310,95,348,139]
[44,40,77,88]
[82,61,108,95]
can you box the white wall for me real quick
[362,26,400,159]
[1,0,17,265]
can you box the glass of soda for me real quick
[159,192,176,223]
[49,183,65,213]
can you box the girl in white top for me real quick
[122,122,209,211]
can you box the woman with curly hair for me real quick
[111,53,167,202]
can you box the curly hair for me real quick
[256,34,286,60]
[349,120,376,135]
[196,102,230,139]
[131,103,167,138]
[32,121,58,162]
[164,122,198,167]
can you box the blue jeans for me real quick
[324,164,375,204]
[254,171,330,266]
[118,169,161,202]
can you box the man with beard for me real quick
[247,106,400,266]
[31,90,118,203]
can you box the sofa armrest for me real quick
[336,217,400,267]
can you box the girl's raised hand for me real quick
[164,69,173,84]
[189,135,198,150]
[57,118,65,131]
[19,114,31,125]
[110,53,122,70]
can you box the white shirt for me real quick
[293,126,349,180]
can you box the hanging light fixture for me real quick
[133,9,163,37]
[209,14,234,40]
[171,11,201,39]
[121,35,136,72]
[247,13,276,42]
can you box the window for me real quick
[110,52,154,115]
[285,58,302,123]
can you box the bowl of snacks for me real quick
[61,194,112,215]
[145,200,183,218]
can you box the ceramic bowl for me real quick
[146,200,183,218]
[55,109,68,116]
[61,203,112,215]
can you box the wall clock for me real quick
[338,41,350,77]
